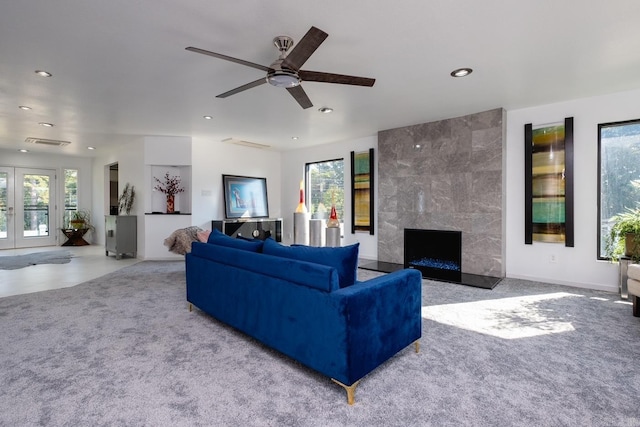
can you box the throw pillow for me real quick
[207,229,263,252]
[196,230,211,243]
[262,238,359,288]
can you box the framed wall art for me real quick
[222,174,269,219]
[351,148,374,234]
[524,117,574,247]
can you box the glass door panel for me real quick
[15,168,56,248]
[0,167,15,249]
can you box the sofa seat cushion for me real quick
[207,229,263,252]
[263,238,359,288]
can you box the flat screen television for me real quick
[222,174,269,219]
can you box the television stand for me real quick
[212,218,283,242]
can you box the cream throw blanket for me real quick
[163,226,205,255]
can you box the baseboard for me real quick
[507,273,617,294]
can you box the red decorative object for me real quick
[166,195,175,214]
[328,196,339,228]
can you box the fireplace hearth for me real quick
[359,228,501,289]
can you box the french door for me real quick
[0,167,57,249]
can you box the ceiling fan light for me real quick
[450,67,473,78]
[267,73,300,88]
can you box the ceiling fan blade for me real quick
[281,27,328,71]
[186,46,271,72]
[299,70,375,87]
[286,85,313,109]
[217,78,267,98]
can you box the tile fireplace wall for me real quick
[377,108,506,277]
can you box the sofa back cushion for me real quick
[207,229,263,252]
[190,242,339,292]
[263,238,359,288]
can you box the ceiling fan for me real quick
[186,26,375,109]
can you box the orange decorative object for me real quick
[295,179,308,213]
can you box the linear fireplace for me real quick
[359,228,501,289]
[404,229,461,282]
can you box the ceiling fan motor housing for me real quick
[266,58,300,88]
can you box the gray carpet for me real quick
[0,250,72,270]
[1,262,640,426]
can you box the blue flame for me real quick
[410,257,460,271]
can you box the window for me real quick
[305,159,344,223]
[64,169,78,228]
[598,120,640,259]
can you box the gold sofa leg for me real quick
[188,303,192,312]
[331,378,361,405]
[415,340,420,353]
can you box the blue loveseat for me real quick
[185,234,422,404]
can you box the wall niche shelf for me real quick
[145,165,192,215]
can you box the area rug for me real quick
[0,250,72,270]
[1,262,640,426]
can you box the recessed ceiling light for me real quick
[38,122,54,127]
[450,68,473,78]
[19,149,29,153]
[318,107,333,114]
[35,70,52,77]
[18,105,32,110]
[203,115,213,120]
[87,146,96,150]
[291,136,299,140]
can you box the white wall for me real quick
[91,137,146,257]
[280,135,378,260]
[1,148,94,244]
[506,89,640,292]
[191,138,282,230]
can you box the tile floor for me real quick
[0,245,140,298]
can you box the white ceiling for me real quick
[1,0,640,156]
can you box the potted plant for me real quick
[605,207,640,261]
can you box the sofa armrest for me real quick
[332,268,423,384]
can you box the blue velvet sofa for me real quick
[185,234,422,404]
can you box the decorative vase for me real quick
[327,191,339,228]
[295,179,307,213]
[166,195,175,214]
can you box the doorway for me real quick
[0,167,57,249]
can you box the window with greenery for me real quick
[305,159,344,222]
[64,169,78,228]
[598,120,640,259]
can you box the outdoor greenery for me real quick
[599,121,640,258]
[307,159,344,221]
[62,169,79,231]
[23,174,50,231]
